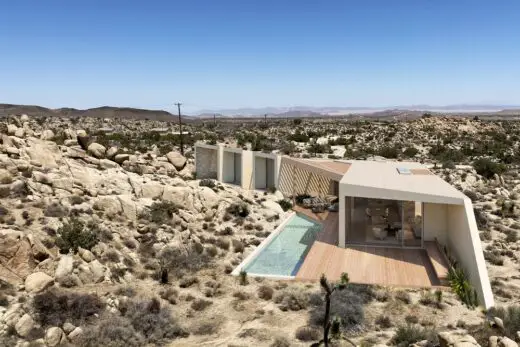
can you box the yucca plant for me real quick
[447,266,478,308]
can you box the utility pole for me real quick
[264,113,267,125]
[175,103,184,155]
[214,113,216,125]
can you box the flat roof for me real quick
[339,160,467,205]
[281,157,351,181]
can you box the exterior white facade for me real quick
[194,145,494,308]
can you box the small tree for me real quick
[319,273,352,347]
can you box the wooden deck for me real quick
[293,206,443,287]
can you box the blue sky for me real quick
[1,0,519,113]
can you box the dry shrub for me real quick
[191,298,212,311]
[258,284,274,300]
[159,287,179,304]
[295,326,320,341]
[273,288,308,311]
[190,317,224,335]
[119,297,188,343]
[33,289,104,326]
[233,290,251,301]
[270,336,291,347]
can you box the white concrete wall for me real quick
[241,150,253,189]
[195,144,220,179]
[254,157,267,189]
[222,151,236,183]
[338,185,346,247]
[423,203,448,245]
[446,200,494,309]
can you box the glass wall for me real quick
[345,197,423,248]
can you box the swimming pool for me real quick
[237,213,323,278]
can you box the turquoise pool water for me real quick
[244,214,322,276]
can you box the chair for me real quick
[372,226,387,240]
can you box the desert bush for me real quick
[394,290,411,304]
[159,287,178,304]
[220,226,234,235]
[505,231,518,243]
[179,276,199,288]
[199,179,216,188]
[216,237,230,250]
[44,202,69,217]
[375,315,393,328]
[191,298,212,311]
[403,147,419,157]
[274,288,308,311]
[270,336,291,347]
[119,297,188,343]
[78,314,146,347]
[123,238,137,249]
[33,290,104,326]
[295,326,321,341]
[114,286,136,298]
[55,217,98,254]
[487,306,520,339]
[309,285,368,332]
[464,190,478,202]
[277,199,292,212]
[103,250,120,263]
[258,285,274,300]
[58,274,78,288]
[232,239,244,253]
[190,318,222,335]
[142,201,179,225]
[226,202,250,218]
[0,293,9,307]
[473,158,506,179]
[158,245,211,277]
[485,250,505,266]
[233,290,250,301]
[391,324,437,347]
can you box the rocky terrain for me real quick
[0,113,519,346]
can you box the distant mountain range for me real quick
[1,103,520,121]
[197,104,520,117]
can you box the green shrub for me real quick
[226,202,250,218]
[199,179,216,188]
[258,285,274,300]
[277,199,292,212]
[473,158,507,179]
[143,201,179,225]
[55,217,98,254]
[447,266,478,308]
[274,288,308,311]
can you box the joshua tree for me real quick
[319,272,351,347]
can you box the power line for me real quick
[175,102,184,155]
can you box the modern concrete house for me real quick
[195,143,493,308]
[277,157,494,309]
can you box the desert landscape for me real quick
[0,110,519,347]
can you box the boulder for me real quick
[7,124,18,135]
[55,255,73,282]
[25,138,62,168]
[99,159,119,169]
[77,135,90,150]
[93,196,122,216]
[0,235,35,284]
[114,153,130,164]
[62,323,76,334]
[20,114,29,122]
[78,247,94,262]
[15,313,35,337]
[141,182,164,199]
[64,139,77,146]
[166,151,187,170]
[438,331,480,347]
[89,260,105,283]
[494,317,505,330]
[261,200,285,218]
[40,129,55,141]
[33,171,52,185]
[68,327,83,343]
[87,143,107,159]
[0,169,13,184]
[106,146,118,159]
[25,272,54,293]
[498,337,518,347]
[45,327,65,347]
